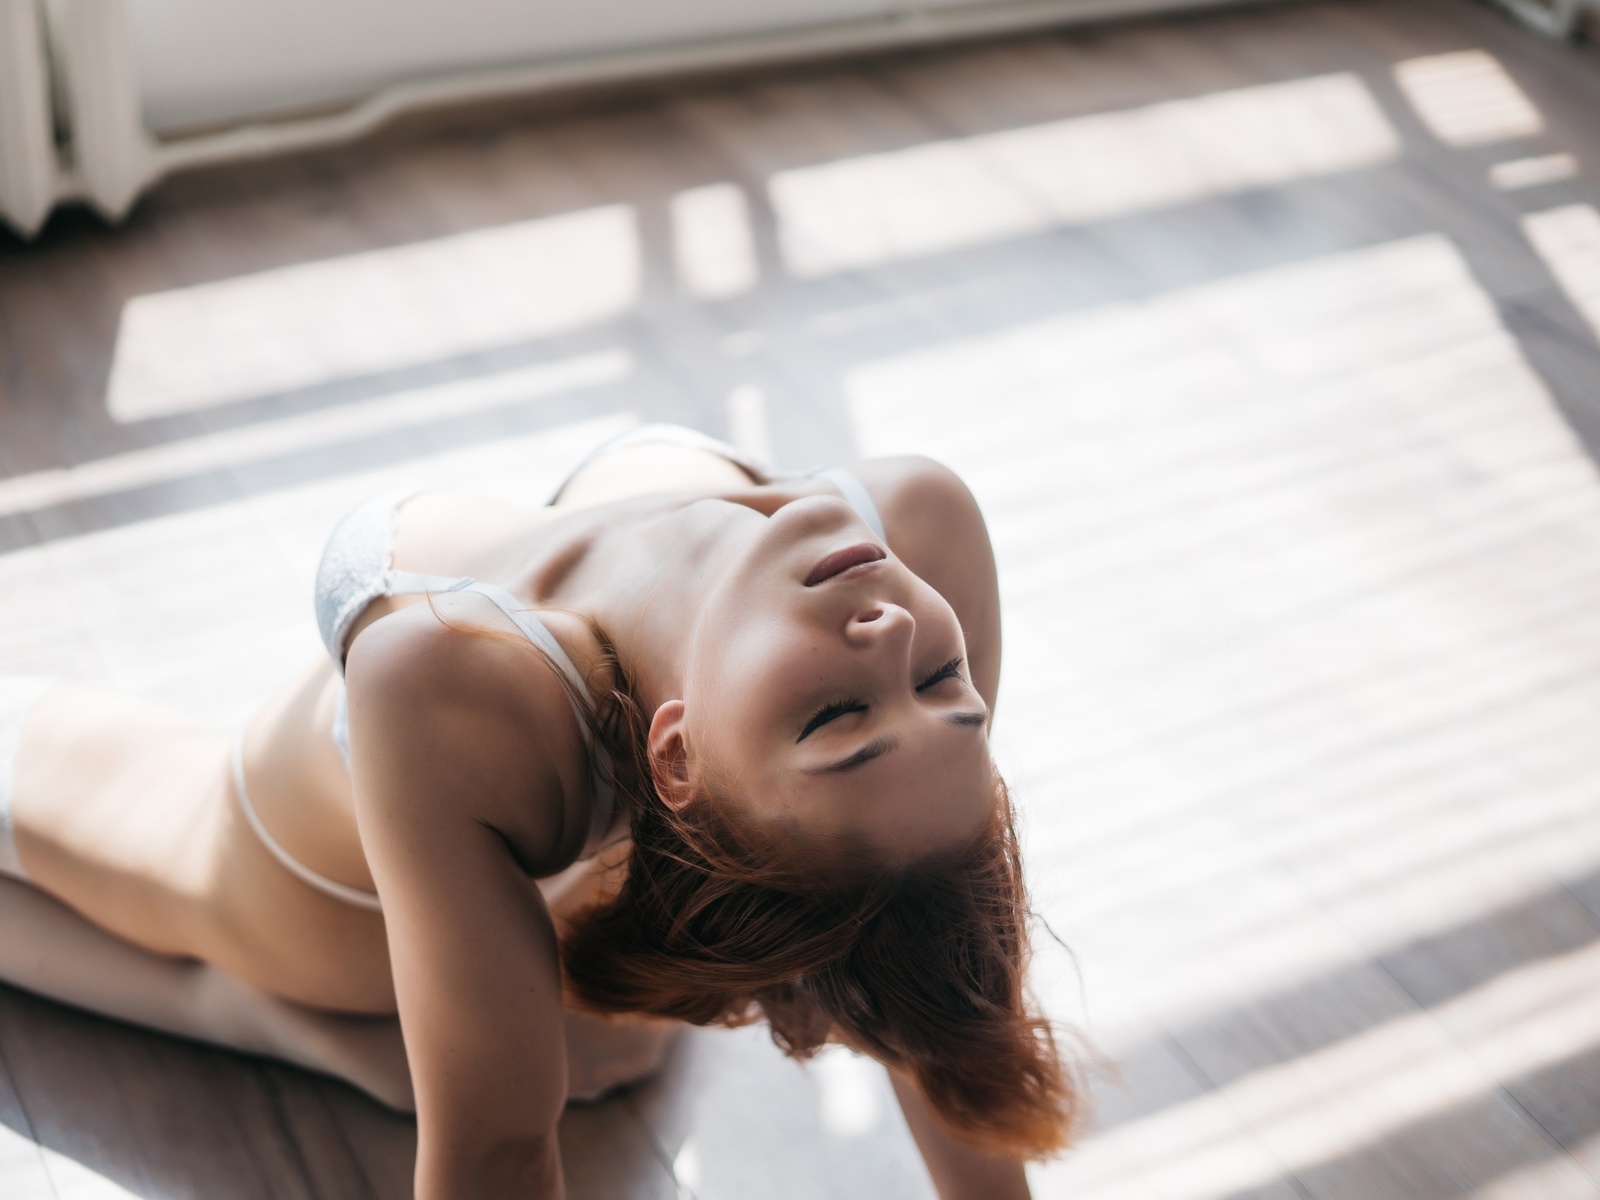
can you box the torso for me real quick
[232,446,769,1011]
[12,442,998,1018]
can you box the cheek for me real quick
[739,621,821,718]
[693,612,820,741]
[913,579,963,640]
[685,628,805,793]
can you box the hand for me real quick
[892,1071,1032,1200]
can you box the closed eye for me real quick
[798,659,967,742]
[798,697,866,742]
[917,657,965,691]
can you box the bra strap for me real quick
[387,569,479,599]
[387,573,618,855]
[461,581,619,854]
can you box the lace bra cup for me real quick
[315,487,413,670]
[266,543,616,911]
[314,489,618,865]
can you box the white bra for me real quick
[237,424,884,912]
[233,567,616,913]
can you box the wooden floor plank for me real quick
[3,1,1600,1196]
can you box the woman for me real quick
[0,425,1077,1199]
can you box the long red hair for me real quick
[555,634,1082,1158]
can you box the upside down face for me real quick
[672,494,994,866]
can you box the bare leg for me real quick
[0,442,730,1107]
[2,671,679,1109]
[0,676,416,1106]
[0,873,679,1108]
[0,874,415,1109]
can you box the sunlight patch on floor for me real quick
[0,1120,53,1199]
[0,1130,147,1200]
[637,1023,930,1200]
[1032,941,1600,1199]
[1524,203,1600,340]
[770,73,1400,276]
[672,183,760,299]
[105,206,640,422]
[845,233,1600,1196]
[0,352,631,520]
[0,413,636,726]
[1395,50,1544,148]
[1489,152,1579,190]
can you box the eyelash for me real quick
[798,657,965,741]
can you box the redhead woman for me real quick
[0,426,1077,1199]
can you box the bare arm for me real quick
[348,605,589,1200]
[892,1072,1032,1200]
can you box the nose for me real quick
[848,600,915,652]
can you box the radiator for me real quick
[1,0,153,236]
[0,0,1588,239]
[0,0,61,236]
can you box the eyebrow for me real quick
[805,710,988,775]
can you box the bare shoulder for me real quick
[849,456,989,551]
[343,594,591,873]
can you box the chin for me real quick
[760,495,872,570]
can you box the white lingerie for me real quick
[0,423,885,908]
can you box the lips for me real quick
[805,542,887,586]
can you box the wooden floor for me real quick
[3,0,1600,1195]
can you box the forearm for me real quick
[892,1072,1031,1200]
[417,1131,563,1200]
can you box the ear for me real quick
[646,699,696,812]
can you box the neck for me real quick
[553,498,763,712]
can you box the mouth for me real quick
[805,542,887,586]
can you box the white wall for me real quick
[126,0,894,135]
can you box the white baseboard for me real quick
[3,0,1308,238]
